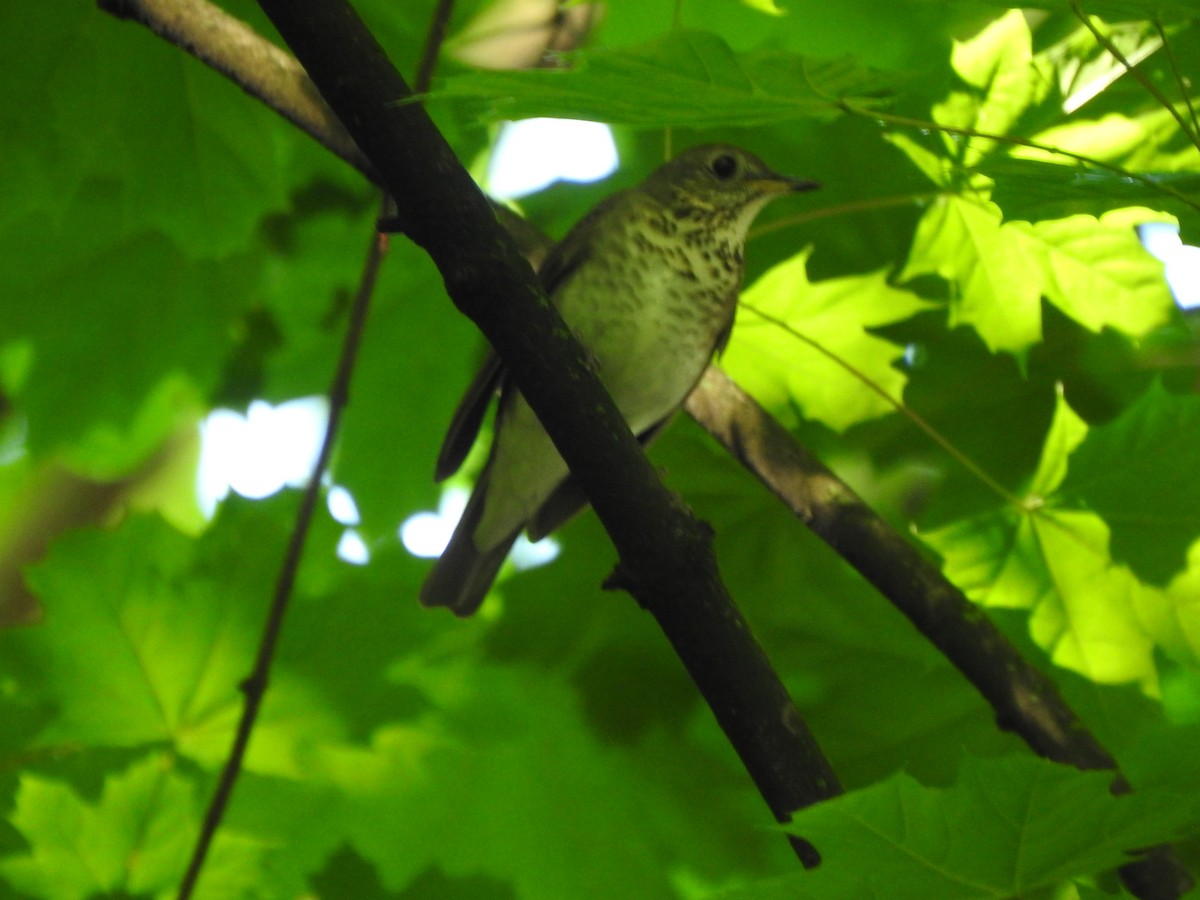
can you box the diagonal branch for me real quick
[96,0,546,254]
[684,366,1194,899]
[249,0,842,851]
[102,0,844,876]
[687,367,1114,768]
[99,0,375,178]
[99,1,1193,895]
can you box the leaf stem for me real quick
[750,191,941,240]
[1153,19,1200,141]
[415,0,456,95]
[838,102,1200,214]
[738,301,1027,508]
[1070,3,1200,152]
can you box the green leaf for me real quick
[901,198,1175,354]
[16,518,255,754]
[436,29,897,127]
[900,196,1044,353]
[0,6,296,464]
[1020,106,1200,175]
[326,665,752,900]
[921,392,1199,688]
[985,158,1200,233]
[0,215,253,464]
[937,10,1050,164]
[0,753,299,900]
[11,507,353,771]
[723,250,930,431]
[0,754,194,899]
[1024,214,1176,336]
[993,94,1200,236]
[719,755,1195,899]
[0,4,290,261]
[1025,510,1165,686]
[1060,382,1200,584]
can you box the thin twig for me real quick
[750,192,940,240]
[177,225,386,900]
[254,0,842,869]
[1153,19,1200,139]
[738,301,1027,508]
[840,103,1200,214]
[684,366,1195,899]
[178,0,454,891]
[1071,2,1199,151]
[414,0,456,94]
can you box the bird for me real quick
[420,144,818,615]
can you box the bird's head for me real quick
[642,144,818,218]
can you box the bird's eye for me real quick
[710,154,738,180]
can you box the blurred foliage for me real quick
[0,1,1198,898]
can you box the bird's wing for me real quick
[526,416,673,541]
[434,198,621,482]
[538,236,590,299]
[525,476,586,543]
[434,349,506,482]
[436,190,634,484]
[537,190,634,297]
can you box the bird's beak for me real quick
[752,175,820,195]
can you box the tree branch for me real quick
[687,368,1110,765]
[98,1,1192,894]
[254,0,841,845]
[414,0,456,96]
[99,0,375,179]
[258,0,841,864]
[105,0,839,871]
[179,224,386,900]
[685,366,1194,899]
[96,0,566,267]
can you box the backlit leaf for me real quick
[724,250,930,430]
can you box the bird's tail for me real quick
[419,477,519,617]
